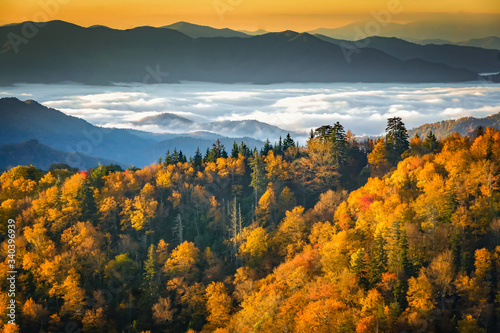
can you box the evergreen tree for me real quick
[475,125,485,138]
[249,150,268,206]
[261,139,273,156]
[172,148,179,164]
[193,147,203,167]
[141,244,159,306]
[369,232,388,287]
[350,248,368,289]
[424,130,438,153]
[164,149,174,166]
[283,133,295,151]
[178,150,187,163]
[221,147,228,159]
[399,227,412,278]
[231,141,239,158]
[385,117,409,164]
[77,180,97,223]
[204,147,211,163]
[314,125,333,141]
[330,122,347,167]
[273,137,283,155]
[238,142,251,157]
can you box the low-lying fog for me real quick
[2,81,500,141]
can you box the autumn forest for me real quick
[1,117,500,333]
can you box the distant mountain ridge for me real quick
[131,113,297,139]
[324,36,500,74]
[0,139,122,171]
[409,112,500,139]
[162,21,249,38]
[0,20,482,85]
[0,97,264,168]
[308,19,500,43]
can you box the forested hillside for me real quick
[1,118,499,333]
[409,112,500,139]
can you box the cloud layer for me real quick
[2,81,500,141]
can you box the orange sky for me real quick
[0,0,499,31]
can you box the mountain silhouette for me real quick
[0,97,264,167]
[0,21,479,85]
[162,21,249,38]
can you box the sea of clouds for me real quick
[1,81,500,141]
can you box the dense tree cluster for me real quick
[1,118,499,333]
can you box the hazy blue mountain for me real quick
[409,112,500,139]
[0,97,156,166]
[238,29,269,36]
[132,113,296,140]
[162,21,249,38]
[309,19,500,43]
[0,21,478,84]
[335,36,500,74]
[0,139,123,171]
[0,97,265,167]
[202,120,296,140]
[312,34,345,45]
[132,113,194,127]
[456,36,500,51]
[412,38,454,45]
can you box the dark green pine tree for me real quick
[221,147,228,159]
[399,227,412,278]
[193,147,203,167]
[475,125,485,138]
[261,139,273,156]
[249,150,268,206]
[231,141,239,158]
[369,232,388,287]
[314,125,333,141]
[164,149,174,166]
[424,130,439,153]
[238,142,251,157]
[283,133,295,151]
[178,150,187,163]
[273,136,283,155]
[330,122,347,167]
[77,179,97,223]
[350,247,369,289]
[451,231,462,274]
[385,117,409,164]
[204,147,211,163]
[172,148,179,164]
[140,244,159,307]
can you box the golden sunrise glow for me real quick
[0,0,499,31]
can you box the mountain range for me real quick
[0,139,118,171]
[132,113,297,139]
[308,18,500,43]
[0,97,264,169]
[315,36,500,74]
[414,36,500,51]
[409,113,500,139]
[162,21,249,38]
[2,20,497,85]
